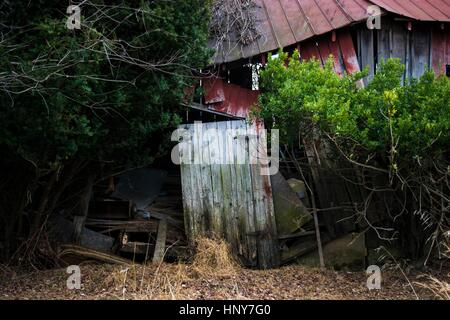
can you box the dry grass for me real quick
[416,275,450,300]
[191,237,238,279]
[1,239,449,300]
[100,237,240,299]
[415,246,450,300]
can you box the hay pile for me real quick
[191,237,238,278]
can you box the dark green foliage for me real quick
[0,0,212,167]
[0,0,212,262]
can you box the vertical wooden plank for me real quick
[405,29,412,80]
[205,121,224,236]
[199,122,216,234]
[179,124,194,241]
[248,123,267,268]
[258,126,280,267]
[241,122,259,267]
[377,19,391,63]
[152,219,167,263]
[391,22,408,84]
[249,123,279,269]
[191,122,205,236]
[230,120,247,261]
[411,28,431,78]
[432,29,447,75]
[216,121,234,245]
[225,120,241,254]
[357,28,375,85]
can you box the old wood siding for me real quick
[357,19,449,82]
[178,120,279,269]
[432,27,450,75]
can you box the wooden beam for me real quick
[152,219,167,263]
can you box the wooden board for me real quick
[357,29,375,85]
[179,120,279,269]
[152,219,167,263]
[373,19,437,81]
[432,28,449,75]
[411,28,431,79]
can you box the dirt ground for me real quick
[0,263,448,300]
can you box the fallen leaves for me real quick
[1,263,448,300]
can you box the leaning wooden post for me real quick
[311,197,325,269]
[291,139,325,269]
[153,218,167,263]
[305,151,325,269]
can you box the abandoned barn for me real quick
[57,0,450,270]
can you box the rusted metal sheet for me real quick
[204,31,361,119]
[338,32,361,75]
[299,31,361,76]
[203,77,259,118]
[370,0,450,21]
[211,0,450,64]
[203,77,225,104]
[178,120,279,269]
[212,0,374,64]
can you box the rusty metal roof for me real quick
[212,0,450,64]
[212,0,374,64]
[205,30,362,118]
[370,0,450,21]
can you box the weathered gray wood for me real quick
[152,219,167,263]
[405,29,411,80]
[411,28,431,79]
[240,122,258,266]
[199,122,215,233]
[225,120,240,254]
[179,124,194,238]
[260,129,280,267]
[391,23,408,83]
[249,124,279,268]
[179,120,279,268]
[192,122,205,234]
[358,29,374,85]
[216,121,233,247]
[377,19,392,63]
[230,120,249,261]
[207,121,225,235]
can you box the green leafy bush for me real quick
[256,50,450,169]
[256,50,450,260]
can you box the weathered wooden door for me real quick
[176,120,279,269]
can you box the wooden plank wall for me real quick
[178,120,280,269]
[357,19,448,83]
[432,27,450,75]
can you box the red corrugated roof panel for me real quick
[211,0,450,64]
[205,31,362,118]
[369,0,450,21]
[212,0,374,64]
